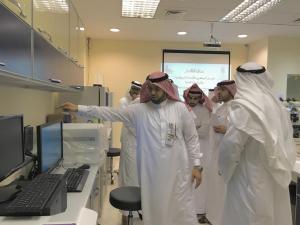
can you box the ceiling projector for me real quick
[203,35,222,48]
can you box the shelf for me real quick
[0,70,80,92]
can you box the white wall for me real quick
[247,38,268,67]
[267,36,300,98]
[0,86,56,126]
[0,85,57,185]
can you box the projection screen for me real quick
[162,49,230,99]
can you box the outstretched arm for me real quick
[58,102,135,126]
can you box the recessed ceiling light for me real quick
[220,0,283,22]
[79,27,85,31]
[238,34,248,38]
[122,0,160,18]
[110,28,120,32]
[177,31,187,35]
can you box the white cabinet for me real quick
[87,163,107,221]
[89,170,101,214]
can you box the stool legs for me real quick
[128,211,133,225]
[110,157,114,184]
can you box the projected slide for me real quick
[163,50,230,99]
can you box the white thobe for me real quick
[119,96,139,187]
[77,99,201,225]
[206,102,229,225]
[219,108,293,225]
[191,104,210,215]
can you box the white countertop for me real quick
[0,165,100,225]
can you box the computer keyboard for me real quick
[64,168,89,192]
[2,173,67,216]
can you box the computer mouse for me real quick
[77,164,90,170]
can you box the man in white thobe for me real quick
[219,62,296,225]
[119,81,141,188]
[183,83,212,224]
[206,80,236,225]
[60,72,203,225]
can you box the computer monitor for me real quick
[0,115,24,181]
[37,121,63,173]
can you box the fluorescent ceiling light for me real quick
[220,0,283,22]
[122,0,160,18]
[33,0,69,13]
[238,34,248,38]
[177,31,187,35]
[79,27,85,31]
[110,28,120,32]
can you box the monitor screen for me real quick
[0,115,24,181]
[37,121,63,173]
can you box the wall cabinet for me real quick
[1,0,32,25]
[0,3,32,77]
[34,31,68,84]
[0,1,85,90]
[33,0,69,56]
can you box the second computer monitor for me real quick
[0,115,24,181]
[37,121,63,173]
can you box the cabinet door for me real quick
[33,0,55,46]
[34,31,68,84]
[78,19,85,67]
[33,0,69,59]
[52,0,69,56]
[69,2,79,64]
[68,60,84,86]
[89,170,100,216]
[1,0,32,25]
[0,3,32,77]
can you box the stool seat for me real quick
[110,186,141,211]
[107,148,121,157]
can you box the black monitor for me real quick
[37,121,63,173]
[0,115,24,181]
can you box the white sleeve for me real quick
[218,125,248,183]
[196,109,210,138]
[77,105,135,127]
[119,97,128,110]
[182,108,202,166]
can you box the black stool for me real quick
[107,147,121,184]
[110,186,141,225]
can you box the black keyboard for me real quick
[3,174,66,216]
[64,168,89,192]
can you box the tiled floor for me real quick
[99,157,209,225]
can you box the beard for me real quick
[151,93,167,104]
